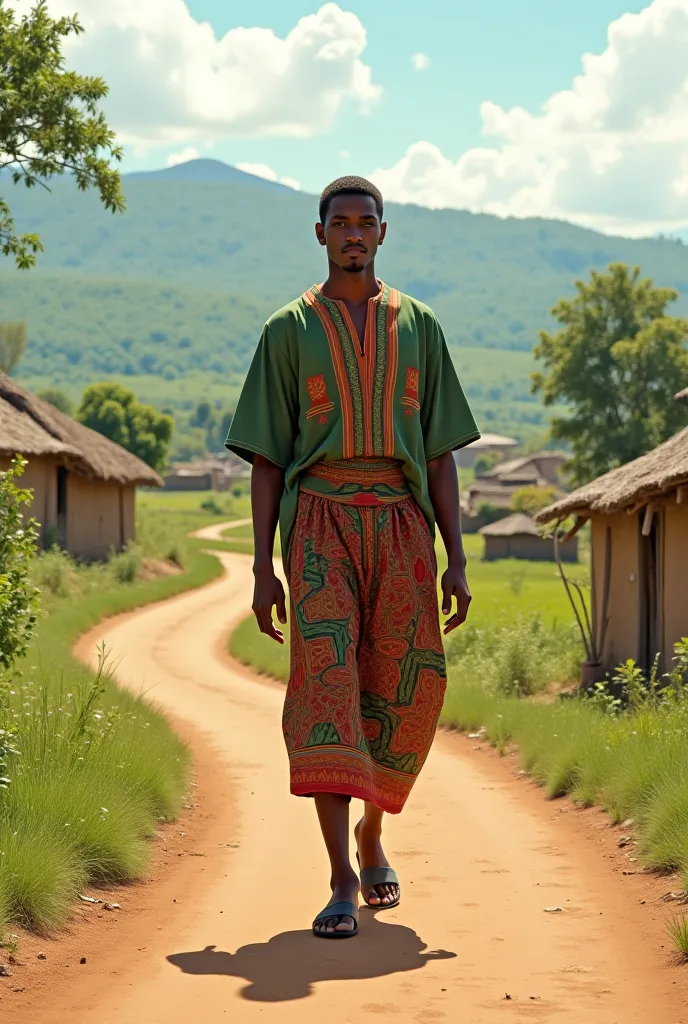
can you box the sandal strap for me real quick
[360,866,399,888]
[313,901,358,925]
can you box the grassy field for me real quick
[0,490,247,937]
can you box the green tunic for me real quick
[225,282,480,565]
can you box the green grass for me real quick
[0,490,245,935]
[440,663,688,886]
[667,915,688,960]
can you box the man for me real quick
[226,176,479,938]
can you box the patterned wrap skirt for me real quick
[284,458,447,814]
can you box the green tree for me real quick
[0,1,124,269]
[0,321,27,374]
[37,387,74,416]
[0,457,39,670]
[473,451,503,477]
[77,383,173,474]
[510,485,558,517]
[533,264,688,485]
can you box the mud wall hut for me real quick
[479,512,578,562]
[0,374,161,560]
[537,426,688,675]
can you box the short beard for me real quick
[342,262,365,274]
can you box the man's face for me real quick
[315,194,386,273]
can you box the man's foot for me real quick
[313,873,359,936]
[354,818,400,907]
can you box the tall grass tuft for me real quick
[667,915,688,960]
[0,650,191,929]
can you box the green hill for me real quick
[3,161,688,442]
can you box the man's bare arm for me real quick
[426,450,471,634]
[251,454,287,643]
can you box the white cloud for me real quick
[236,162,301,190]
[411,53,431,72]
[372,0,688,236]
[8,1,380,146]
[167,146,199,167]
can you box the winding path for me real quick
[63,537,683,1023]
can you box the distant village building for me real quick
[454,432,518,469]
[479,512,578,563]
[0,374,161,560]
[163,453,249,492]
[461,450,568,532]
[537,424,688,675]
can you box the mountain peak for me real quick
[124,158,293,191]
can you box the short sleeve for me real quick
[225,323,298,468]
[421,316,480,460]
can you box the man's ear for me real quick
[315,223,327,247]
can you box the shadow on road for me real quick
[166,913,456,1001]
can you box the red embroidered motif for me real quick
[306,374,335,422]
[401,366,420,414]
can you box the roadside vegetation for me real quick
[0,473,246,938]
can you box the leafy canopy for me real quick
[0,320,26,374]
[37,387,74,416]
[533,264,688,486]
[77,383,173,474]
[0,0,124,268]
[510,485,558,517]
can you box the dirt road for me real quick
[68,546,683,1023]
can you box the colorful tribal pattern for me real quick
[305,374,335,423]
[303,282,401,459]
[284,486,446,814]
[300,457,411,508]
[401,366,420,415]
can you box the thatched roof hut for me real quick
[479,512,578,562]
[0,374,161,486]
[0,374,161,559]
[536,426,688,676]
[535,427,688,523]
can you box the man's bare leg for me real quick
[354,802,400,906]
[313,793,360,934]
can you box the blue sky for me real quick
[169,0,648,192]
[54,0,688,236]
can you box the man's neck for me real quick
[320,262,380,305]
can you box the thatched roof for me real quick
[480,450,567,482]
[676,387,688,401]
[479,513,540,537]
[0,374,162,486]
[536,426,688,523]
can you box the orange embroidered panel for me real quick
[304,283,401,457]
[401,366,420,415]
[305,374,335,424]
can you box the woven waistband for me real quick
[299,458,412,507]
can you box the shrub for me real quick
[200,496,223,515]
[108,544,142,584]
[445,615,583,698]
[0,457,40,669]
[31,547,78,598]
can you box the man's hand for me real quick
[252,564,288,644]
[440,560,471,635]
